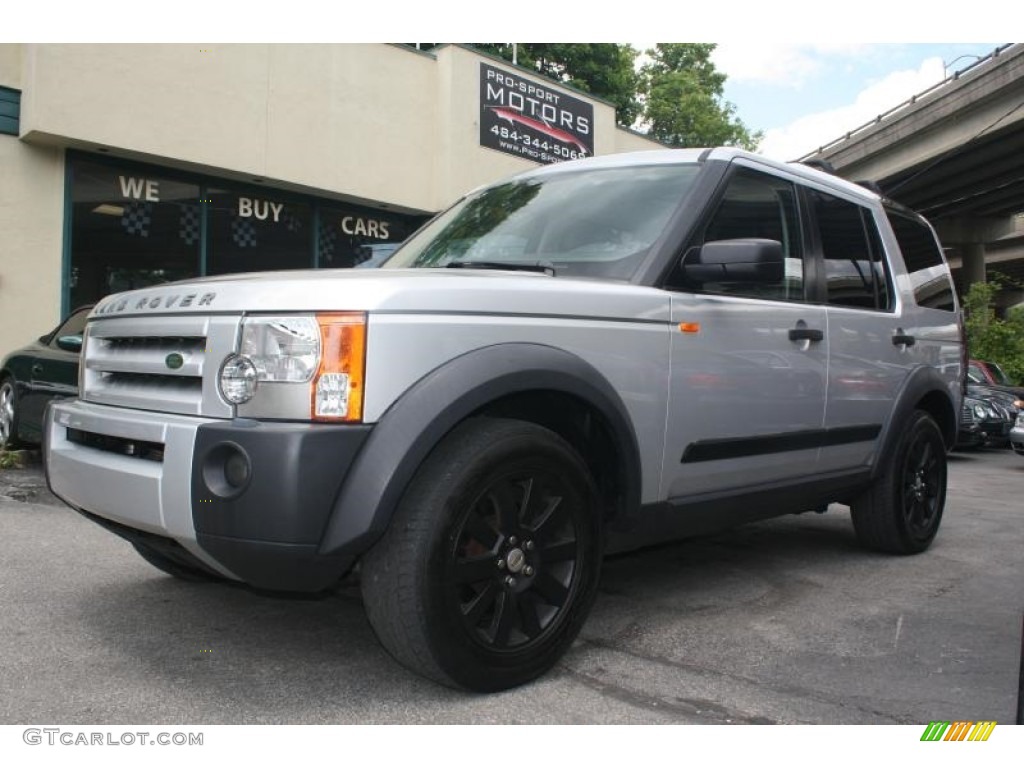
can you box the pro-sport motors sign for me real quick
[480,62,594,165]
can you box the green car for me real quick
[0,306,91,450]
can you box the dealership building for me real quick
[0,43,661,356]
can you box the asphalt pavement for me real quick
[1,450,1021,724]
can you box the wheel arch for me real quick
[871,365,958,481]
[318,343,643,557]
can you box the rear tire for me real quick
[851,409,947,554]
[132,542,220,582]
[361,417,603,692]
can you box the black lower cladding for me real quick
[191,419,371,591]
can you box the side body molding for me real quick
[318,343,643,557]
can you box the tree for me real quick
[640,44,761,150]
[962,276,1024,384]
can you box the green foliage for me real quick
[962,276,1024,384]
[640,44,761,150]
[0,450,24,470]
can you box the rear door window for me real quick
[815,192,892,311]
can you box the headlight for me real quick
[1017,413,1024,427]
[972,404,987,420]
[221,313,366,421]
[240,316,320,382]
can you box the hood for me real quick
[89,268,670,324]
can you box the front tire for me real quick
[851,409,947,554]
[361,417,603,692]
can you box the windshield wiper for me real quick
[444,260,555,276]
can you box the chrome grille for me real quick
[82,315,240,417]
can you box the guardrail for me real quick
[796,44,1017,162]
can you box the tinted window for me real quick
[676,168,804,302]
[69,158,200,310]
[48,309,90,348]
[887,211,955,311]
[206,188,312,276]
[817,192,891,311]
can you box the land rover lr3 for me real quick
[45,149,964,692]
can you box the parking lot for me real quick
[1,449,1021,725]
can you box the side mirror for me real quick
[56,335,83,353]
[682,238,784,283]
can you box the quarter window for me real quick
[886,211,956,311]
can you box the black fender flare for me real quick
[870,364,958,480]
[317,343,642,557]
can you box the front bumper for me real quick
[45,399,371,591]
[1010,425,1024,455]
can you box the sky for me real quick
[711,43,1004,160]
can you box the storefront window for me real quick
[66,154,429,311]
[69,158,200,309]
[206,188,312,275]
[318,204,420,269]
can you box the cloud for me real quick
[711,43,873,87]
[756,57,947,161]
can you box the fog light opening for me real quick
[201,442,252,499]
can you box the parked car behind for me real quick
[0,306,91,449]
[957,392,1015,449]
[968,359,1024,399]
[1010,412,1024,456]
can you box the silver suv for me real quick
[44,148,964,691]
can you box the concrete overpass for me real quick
[802,43,1024,309]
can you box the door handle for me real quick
[31,364,43,375]
[892,333,916,347]
[788,327,824,343]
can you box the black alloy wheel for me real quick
[851,409,947,554]
[361,417,603,692]
[900,427,944,539]
[446,469,581,652]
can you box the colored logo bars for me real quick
[920,721,997,741]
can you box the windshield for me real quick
[383,164,701,281]
[987,362,1012,386]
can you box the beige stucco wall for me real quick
[20,44,441,213]
[0,138,64,358]
[20,44,662,213]
[0,44,21,89]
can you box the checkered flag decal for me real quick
[285,212,303,233]
[318,219,336,262]
[178,205,200,246]
[231,216,257,248]
[121,202,152,237]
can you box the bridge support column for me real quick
[962,242,987,286]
